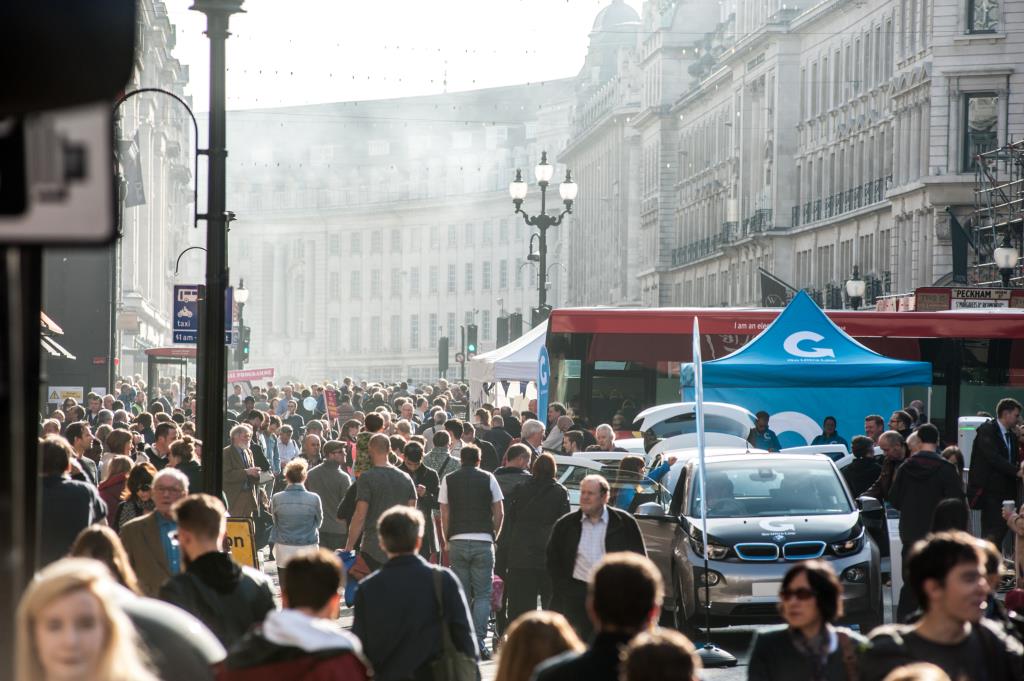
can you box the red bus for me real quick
[545,307,1024,440]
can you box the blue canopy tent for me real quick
[681,291,933,448]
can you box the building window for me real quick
[328,234,341,255]
[430,225,439,250]
[328,317,339,343]
[370,270,382,297]
[371,230,383,252]
[410,230,421,252]
[390,315,401,352]
[499,260,508,289]
[515,262,524,288]
[465,263,474,291]
[448,224,458,247]
[390,269,402,297]
[967,0,998,33]
[464,222,474,246]
[499,218,509,244]
[429,265,439,294]
[447,264,457,294]
[410,315,420,349]
[482,310,491,340]
[349,317,361,353]
[963,94,998,171]
[447,312,456,341]
[391,228,402,253]
[465,311,474,327]
[351,232,362,254]
[370,316,382,348]
[482,261,492,290]
[429,313,438,348]
[328,272,339,295]
[350,270,362,299]
[410,266,420,296]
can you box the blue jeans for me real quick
[449,539,494,649]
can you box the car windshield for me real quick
[688,459,851,518]
[557,465,672,514]
[642,412,749,440]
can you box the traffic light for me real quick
[438,336,449,375]
[496,315,509,347]
[240,325,251,364]
[509,312,523,341]
[466,324,478,354]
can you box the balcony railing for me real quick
[792,205,800,227]
[671,234,725,267]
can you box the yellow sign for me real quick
[225,517,258,568]
[46,386,84,404]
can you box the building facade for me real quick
[225,81,575,382]
[564,0,1024,307]
[42,0,193,399]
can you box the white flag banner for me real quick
[693,318,709,560]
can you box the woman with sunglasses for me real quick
[114,462,157,533]
[748,560,866,681]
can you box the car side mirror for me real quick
[857,496,883,513]
[635,501,673,521]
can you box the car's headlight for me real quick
[830,527,865,556]
[688,534,730,560]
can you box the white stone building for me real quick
[225,81,575,382]
[564,0,1023,307]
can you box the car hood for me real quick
[685,512,861,545]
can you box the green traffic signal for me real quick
[466,324,478,353]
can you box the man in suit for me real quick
[64,420,100,485]
[968,397,1022,546]
[353,505,478,681]
[481,415,513,462]
[120,467,188,596]
[223,423,260,518]
[546,474,647,639]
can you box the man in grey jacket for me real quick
[306,440,352,550]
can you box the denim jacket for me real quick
[270,483,322,546]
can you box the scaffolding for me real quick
[971,140,1024,285]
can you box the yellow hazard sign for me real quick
[225,517,259,568]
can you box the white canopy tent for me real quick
[467,321,547,406]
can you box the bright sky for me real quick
[166,0,643,112]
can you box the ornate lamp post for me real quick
[845,265,866,310]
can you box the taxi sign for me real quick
[225,517,258,568]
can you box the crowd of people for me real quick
[21,374,1024,680]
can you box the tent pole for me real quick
[927,387,932,424]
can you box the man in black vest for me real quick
[969,397,1023,546]
[439,444,504,659]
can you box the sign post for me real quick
[172,284,234,345]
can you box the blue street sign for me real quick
[172,284,235,345]
[173,285,199,344]
[537,345,550,424]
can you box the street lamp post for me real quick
[234,279,249,369]
[509,151,577,324]
[994,232,1018,287]
[845,265,866,311]
[192,0,244,500]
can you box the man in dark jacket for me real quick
[890,424,965,620]
[39,435,107,566]
[400,441,441,560]
[218,548,370,681]
[862,430,907,502]
[462,422,499,472]
[481,415,513,461]
[843,435,883,499]
[861,531,1024,681]
[534,553,662,681]
[158,494,275,648]
[493,443,532,499]
[353,506,478,681]
[968,398,1022,546]
[546,474,647,639]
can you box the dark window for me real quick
[963,94,998,171]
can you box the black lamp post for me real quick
[234,279,249,369]
[192,0,244,500]
[509,151,577,324]
[994,232,1019,287]
[845,265,866,311]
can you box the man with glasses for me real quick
[120,467,189,596]
[863,430,907,503]
[223,424,260,518]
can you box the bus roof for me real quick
[548,306,1024,339]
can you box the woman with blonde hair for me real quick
[69,525,142,595]
[495,610,584,681]
[16,558,158,681]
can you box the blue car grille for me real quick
[782,541,826,560]
[734,543,780,561]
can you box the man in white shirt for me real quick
[439,444,503,659]
[277,425,301,470]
